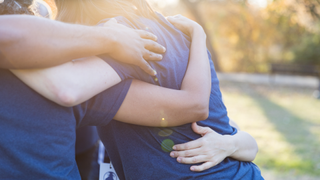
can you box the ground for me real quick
[219,81,320,179]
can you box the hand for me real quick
[167,15,204,37]
[170,123,237,172]
[103,18,166,76]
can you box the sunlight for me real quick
[149,0,179,8]
[248,0,269,8]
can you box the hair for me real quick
[0,0,35,15]
[54,0,157,25]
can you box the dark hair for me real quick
[0,0,35,15]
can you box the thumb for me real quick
[191,122,213,136]
[104,18,118,26]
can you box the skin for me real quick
[170,122,258,172]
[11,18,211,127]
[167,15,258,171]
[0,15,165,75]
[10,12,258,171]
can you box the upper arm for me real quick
[11,56,121,106]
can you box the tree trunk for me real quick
[182,0,221,71]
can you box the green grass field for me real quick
[220,81,320,179]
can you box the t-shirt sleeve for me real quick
[74,79,133,128]
[97,18,152,82]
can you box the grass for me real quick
[219,81,320,178]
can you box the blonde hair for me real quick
[55,0,157,25]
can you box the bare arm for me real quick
[12,56,122,106]
[113,15,212,126]
[12,15,211,127]
[170,122,258,172]
[0,15,165,75]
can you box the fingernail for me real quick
[177,157,181,162]
[173,146,176,150]
[170,152,174,157]
[153,69,157,76]
[163,47,166,52]
[154,36,158,40]
[158,54,162,59]
[191,167,195,171]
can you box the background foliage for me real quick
[151,0,320,72]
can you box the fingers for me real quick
[144,39,166,54]
[172,138,202,151]
[170,148,201,158]
[192,122,213,136]
[136,30,158,41]
[136,58,157,76]
[190,162,215,172]
[176,155,207,164]
[143,50,162,61]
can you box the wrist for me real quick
[226,135,238,158]
[97,26,117,54]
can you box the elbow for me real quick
[50,84,79,107]
[247,140,259,162]
[57,91,79,107]
[44,78,81,107]
[252,142,259,160]
[193,100,209,121]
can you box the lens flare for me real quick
[158,129,173,137]
[161,139,174,152]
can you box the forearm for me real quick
[180,27,211,115]
[229,131,258,161]
[114,79,208,127]
[0,15,112,69]
[11,57,121,107]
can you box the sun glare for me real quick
[248,0,270,8]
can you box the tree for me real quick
[181,0,221,71]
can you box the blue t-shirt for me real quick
[76,126,99,154]
[0,70,132,179]
[97,13,263,180]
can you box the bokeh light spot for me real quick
[158,129,173,137]
[161,139,174,152]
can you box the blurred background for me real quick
[44,0,320,179]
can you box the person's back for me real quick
[98,14,263,180]
[0,70,81,179]
[0,69,131,179]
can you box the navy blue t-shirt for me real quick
[0,70,132,179]
[97,13,263,180]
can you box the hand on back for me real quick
[170,123,236,172]
[103,18,166,76]
[167,15,204,37]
